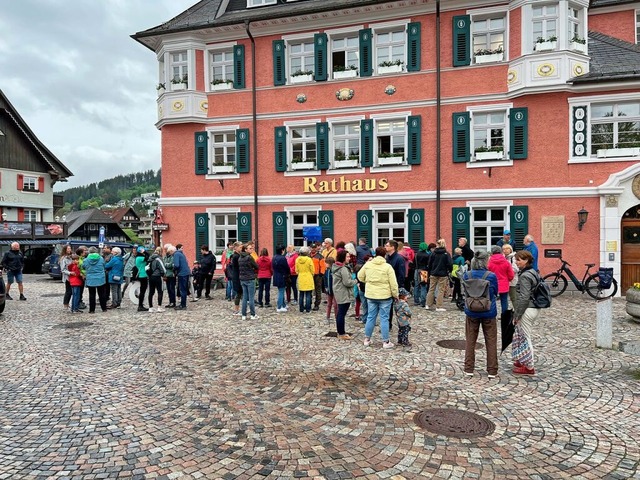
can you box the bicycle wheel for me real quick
[585,274,618,300]
[542,273,568,297]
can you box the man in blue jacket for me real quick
[173,243,191,310]
[462,250,499,379]
[523,234,539,272]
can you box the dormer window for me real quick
[247,0,276,7]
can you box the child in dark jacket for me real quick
[191,261,201,297]
[394,288,412,347]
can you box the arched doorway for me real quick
[621,204,640,292]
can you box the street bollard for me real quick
[596,297,613,349]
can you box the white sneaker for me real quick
[156,306,165,313]
[250,315,259,320]
[383,341,395,349]
[148,307,156,313]
[232,311,241,316]
[363,338,371,347]
[277,307,287,313]
[435,308,447,312]
[241,315,247,320]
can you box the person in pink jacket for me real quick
[257,248,273,307]
[488,245,515,314]
[286,245,299,305]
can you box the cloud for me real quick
[0,0,196,191]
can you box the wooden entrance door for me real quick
[621,206,640,292]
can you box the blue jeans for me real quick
[241,280,256,316]
[299,290,312,312]
[414,270,427,306]
[359,292,368,323]
[277,286,286,309]
[499,292,509,314]
[178,276,189,307]
[364,297,393,342]
[226,278,233,300]
[71,286,81,311]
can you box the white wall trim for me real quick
[325,25,364,36]
[568,91,640,104]
[205,207,241,214]
[466,199,514,207]
[281,31,319,42]
[285,205,322,213]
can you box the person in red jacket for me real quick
[257,248,273,307]
[487,245,515,314]
[68,254,84,313]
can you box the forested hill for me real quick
[58,169,161,212]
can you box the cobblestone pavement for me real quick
[0,275,638,480]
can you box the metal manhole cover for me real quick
[52,322,94,329]
[436,340,482,350]
[413,408,495,438]
[324,332,353,337]
[41,293,64,297]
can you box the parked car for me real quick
[42,241,134,280]
[22,246,55,274]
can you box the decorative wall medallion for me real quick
[606,195,619,208]
[336,87,354,101]
[200,100,208,112]
[172,100,184,112]
[572,106,588,158]
[296,93,307,104]
[385,84,396,95]
[632,176,640,200]
[507,70,517,84]
[573,64,585,76]
[537,63,555,76]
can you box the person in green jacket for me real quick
[135,246,149,311]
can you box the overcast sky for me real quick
[1,0,196,192]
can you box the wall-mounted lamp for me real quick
[578,207,589,231]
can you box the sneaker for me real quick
[265,304,272,308]
[137,306,149,312]
[5,293,12,300]
[291,300,298,305]
[19,294,26,301]
[363,338,371,347]
[168,303,176,308]
[464,371,474,377]
[338,334,352,340]
[175,305,187,310]
[191,297,199,302]
[148,307,156,313]
[250,315,259,320]
[383,341,395,349]
[488,374,497,379]
[205,295,213,300]
[232,311,241,316]
[241,316,247,320]
[435,308,446,312]
[512,365,535,375]
[514,361,522,368]
[257,304,264,308]
[156,306,165,313]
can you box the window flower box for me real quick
[475,150,504,161]
[534,40,557,52]
[291,161,316,170]
[212,164,235,173]
[333,69,358,80]
[211,81,233,91]
[596,147,640,158]
[334,159,359,168]
[475,52,503,64]
[570,41,587,54]
[290,72,313,84]
[377,156,404,166]
[171,82,187,91]
[377,64,403,75]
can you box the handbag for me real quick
[511,324,533,366]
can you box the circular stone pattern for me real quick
[413,408,495,438]
[436,339,482,350]
[52,322,94,329]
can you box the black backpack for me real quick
[531,273,552,308]
[462,271,492,312]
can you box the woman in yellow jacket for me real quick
[295,246,315,313]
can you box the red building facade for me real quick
[133,0,640,292]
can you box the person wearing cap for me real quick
[394,287,412,347]
[496,230,516,249]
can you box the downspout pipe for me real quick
[435,0,441,239]
[245,20,259,247]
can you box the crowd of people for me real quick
[2,229,545,379]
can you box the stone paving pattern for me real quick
[0,276,638,479]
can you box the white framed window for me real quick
[210,49,233,85]
[247,0,276,7]
[375,28,406,72]
[636,10,639,44]
[170,51,188,83]
[376,118,406,166]
[591,101,640,155]
[568,6,581,41]
[472,14,505,61]
[472,111,506,161]
[24,209,37,222]
[211,213,238,257]
[332,122,360,167]
[23,176,37,191]
[472,207,506,251]
[211,131,237,172]
[331,35,359,77]
[532,4,558,46]
[290,125,317,168]
[289,40,314,78]
[375,210,407,247]
[291,212,318,247]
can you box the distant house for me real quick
[0,89,73,222]
[116,200,127,208]
[108,207,141,234]
[131,197,142,205]
[65,209,129,243]
[137,215,154,246]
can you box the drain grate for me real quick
[413,408,495,438]
[52,322,94,329]
[436,339,482,350]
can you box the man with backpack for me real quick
[461,250,499,379]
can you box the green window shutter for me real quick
[359,28,373,77]
[452,112,470,163]
[314,33,328,81]
[273,212,287,254]
[360,119,374,167]
[237,212,252,243]
[407,22,421,72]
[273,40,286,86]
[407,115,421,165]
[316,122,329,170]
[357,210,373,246]
[407,209,425,251]
[319,210,334,241]
[275,126,287,172]
[195,131,208,175]
[195,213,209,261]
[233,44,245,89]
[452,207,470,249]
[452,15,471,67]
[236,128,250,173]
[510,206,528,251]
[509,107,528,160]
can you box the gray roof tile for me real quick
[571,31,640,83]
[590,0,637,8]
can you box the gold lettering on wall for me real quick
[303,176,389,194]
